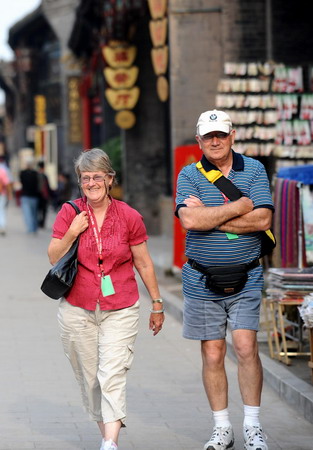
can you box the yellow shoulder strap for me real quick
[264,228,276,244]
[196,163,276,251]
[195,161,223,184]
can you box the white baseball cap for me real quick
[196,109,232,136]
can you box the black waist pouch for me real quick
[188,259,259,296]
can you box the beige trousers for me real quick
[57,299,140,424]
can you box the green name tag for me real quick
[101,275,115,296]
[225,232,239,240]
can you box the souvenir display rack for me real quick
[216,62,313,163]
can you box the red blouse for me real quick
[52,197,148,310]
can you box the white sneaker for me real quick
[203,426,235,450]
[100,438,118,450]
[243,424,268,450]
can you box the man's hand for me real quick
[235,196,254,216]
[178,194,254,231]
[183,195,204,207]
[183,195,253,216]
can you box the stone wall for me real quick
[169,1,224,150]
[169,0,269,151]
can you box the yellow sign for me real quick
[102,45,137,68]
[149,18,168,47]
[34,128,42,157]
[103,66,139,89]
[105,87,140,111]
[115,110,136,129]
[148,0,167,19]
[151,46,168,75]
[34,95,47,126]
[67,77,82,144]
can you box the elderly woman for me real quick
[47,148,165,450]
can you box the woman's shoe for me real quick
[100,438,118,450]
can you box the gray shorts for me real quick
[183,290,262,341]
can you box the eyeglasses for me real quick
[80,175,107,184]
[200,132,230,142]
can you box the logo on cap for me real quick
[210,114,217,121]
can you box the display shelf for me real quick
[265,298,311,366]
[217,62,313,159]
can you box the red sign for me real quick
[173,144,202,269]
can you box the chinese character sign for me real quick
[103,41,139,129]
[67,77,82,144]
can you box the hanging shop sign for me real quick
[149,18,168,47]
[151,46,168,76]
[103,41,139,130]
[34,95,47,127]
[148,0,169,102]
[103,67,139,89]
[157,75,169,102]
[148,0,167,19]
[34,128,43,158]
[105,87,140,111]
[67,77,82,144]
[115,110,137,129]
[102,45,137,69]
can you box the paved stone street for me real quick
[0,204,312,449]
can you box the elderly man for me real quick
[175,110,274,450]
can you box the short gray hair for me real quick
[74,148,116,187]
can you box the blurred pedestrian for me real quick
[0,155,13,235]
[47,148,164,450]
[54,172,72,210]
[19,156,40,233]
[37,161,52,228]
[175,110,273,450]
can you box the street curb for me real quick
[159,282,313,424]
[226,338,313,424]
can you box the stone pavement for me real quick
[0,203,312,449]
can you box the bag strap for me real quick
[196,161,242,201]
[188,257,259,274]
[263,228,275,243]
[195,161,276,248]
[66,200,81,215]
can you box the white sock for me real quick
[243,404,261,427]
[212,408,232,428]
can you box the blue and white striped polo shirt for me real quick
[175,151,274,301]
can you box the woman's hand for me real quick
[149,311,165,336]
[48,212,89,265]
[69,211,89,237]
[131,241,165,336]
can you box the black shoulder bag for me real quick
[41,201,81,300]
